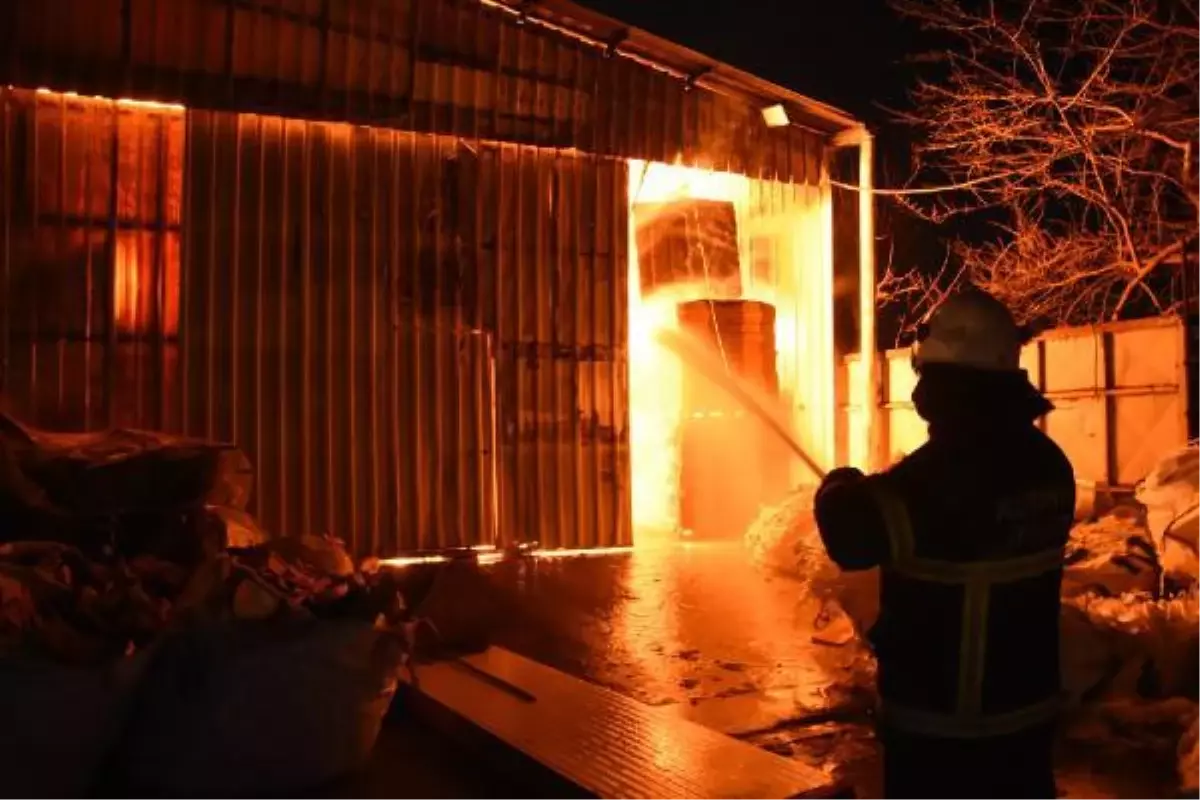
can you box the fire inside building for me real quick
[0,0,878,557]
[3,0,1197,797]
[0,2,893,793]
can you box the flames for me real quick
[627,160,808,540]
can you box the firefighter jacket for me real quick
[814,365,1076,739]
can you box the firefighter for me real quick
[814,288,1075,799]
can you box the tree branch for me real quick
[882,0,1199,332]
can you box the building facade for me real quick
[0,0,876,555]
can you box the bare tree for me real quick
[881,0,1199,332]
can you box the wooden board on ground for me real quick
[400,646,845,799]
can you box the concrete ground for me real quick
[429,539,1179,799]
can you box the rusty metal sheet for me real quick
[404,647,842,799]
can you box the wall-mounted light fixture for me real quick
[761,104,789,128]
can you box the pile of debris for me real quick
[1138,443,1199,588]
[744,487,877,639]
[0,414,417,796]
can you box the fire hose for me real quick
[652,327,830,481]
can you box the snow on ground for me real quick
[740,480,1198,797]
[425,533,1182,797]
[402,446,1198,797]
[743,488,879,640]
[458,539,1186,797]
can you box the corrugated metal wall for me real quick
[4,0,824,182]
[839,316,1191,488]
[0,86,629,555]
[0,89,184,432]
[2,0,835,555]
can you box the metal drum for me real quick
[676,300,786,540]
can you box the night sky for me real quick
[583,0,915,139]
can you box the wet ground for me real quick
[489,541,877,774]
[406,539,1181,799]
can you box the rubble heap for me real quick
[0,414,417,796]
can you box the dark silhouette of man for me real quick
[815,289,1074,798]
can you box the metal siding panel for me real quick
[1110,321,1189,485]
[1042,331,1104,393]
[565,153,584,547]
[1113,392,1188,486]
[8,0,813,174]
[613,155,631,547]
[1018,336,1043,382]
[173,115,494,555]
[1045,397,1109,481]
[491,148,628,550]
[870,318,1190,488]
[891,406,926,460]
[2,84,633,555]
[0,89,181,432]
[1111,319,1183,388]
[885,348,918,408]
[588,162,606,545]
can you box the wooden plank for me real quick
[403,647,843,800]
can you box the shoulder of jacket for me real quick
[886,442,940,481]
[1029,427,1075,475]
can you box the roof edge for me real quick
[482,0,865,137]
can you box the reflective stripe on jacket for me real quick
[814,425,1075,739]
[870,480,1064,737]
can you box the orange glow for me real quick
[524,546,634,559]
[113,232,182,337]
[113,233,142,335]
[627,160,815,539]
[31,87,184,340]
[380,546,633,569]
[35,86,185,112]
[116,97,186,112]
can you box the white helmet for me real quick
[912,289,1024,373]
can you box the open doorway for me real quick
[627,159,835,546]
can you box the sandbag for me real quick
[410,559,498,657]
[204,505,271,549]
[0,651,150,798]
[117,618,400,796]
[1137,444,1199,582]
[0,413,252,516]
[1061,603,1124,705]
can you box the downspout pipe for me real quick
[832,125,879,471]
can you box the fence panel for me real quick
[842,316,1189,488]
